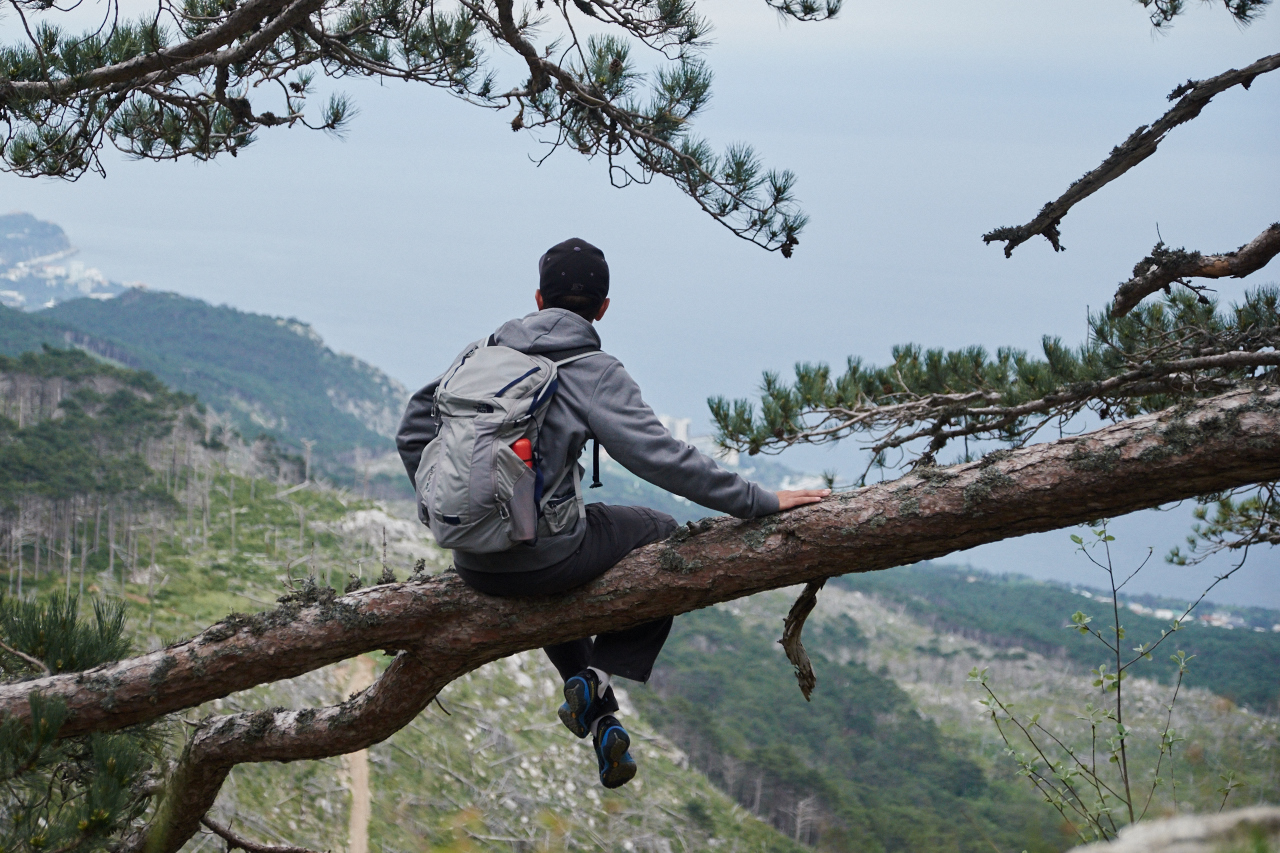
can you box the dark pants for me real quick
[455,504,678,684]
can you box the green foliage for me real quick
[0,596,130,677]
[835,564,1280,713]
[0,0,815,250]
[632,605,1064,851]
[0,597,160,853]
[711,288,1279,462]
[0,348,188,509]
[1171,483,1280,567]
[965,526,1214,843]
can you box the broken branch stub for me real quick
[780,579,827,701]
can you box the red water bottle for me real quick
[509,438,536,543]
[512,438,534,467]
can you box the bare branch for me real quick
[1111,223,1280,317]
[983,52,1280,257]
[779,579,825,701]
[199,818,323,853]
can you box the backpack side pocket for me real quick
[493,443,536,543]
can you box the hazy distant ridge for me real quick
[0,213,125,309]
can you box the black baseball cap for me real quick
[538,238,609,305]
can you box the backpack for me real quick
[414,339,599,553]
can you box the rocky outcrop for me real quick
[1069,807,1280,853]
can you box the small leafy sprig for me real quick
[966,524,1239,842]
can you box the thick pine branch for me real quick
[1111,223,1280,317]
[2,386,1277,732]
[983,52,1280,257]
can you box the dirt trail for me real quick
[343,656,376,853]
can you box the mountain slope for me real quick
[634,601,1064,852]
[45,289,407,453]
[833,564,1280,712]
[0,289,410,492]
[0,304,81,357]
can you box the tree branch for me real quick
[199,817,323,853]
[983,52,1280,257]
[129,651,440,853]
[779,579,825,701]
[1111,223,1280,317]
[4,385,1278,745]
[0,637,52,677]
[2,0,299,102]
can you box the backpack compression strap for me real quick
[545,348,605,489]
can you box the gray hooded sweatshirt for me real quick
[396,308,780,572]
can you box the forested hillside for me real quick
[634,605,1063,851]
[634,578,1280,849]
[0,290,409,492]
[835,565,1280,712]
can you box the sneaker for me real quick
[593,715,637,789]
[558,669,602,739]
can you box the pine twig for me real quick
[0,638,51,677]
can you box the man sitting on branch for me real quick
[397,238,828,788]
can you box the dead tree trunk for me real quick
[1,386,1278,853]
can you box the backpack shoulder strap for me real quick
[539,345,601,365]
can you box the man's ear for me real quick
[594,297,610,322]
[535,290,545,311]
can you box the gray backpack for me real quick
[414,339,597,553]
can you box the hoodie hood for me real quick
[491,308,601,354]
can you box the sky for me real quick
[1,0,1278,607]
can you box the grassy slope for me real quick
[833,564,1280,712]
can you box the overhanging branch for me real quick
[983,52,1280,257]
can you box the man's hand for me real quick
[775,489,831,511]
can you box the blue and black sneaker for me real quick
[558,669,603,739]
[593,715,637,789]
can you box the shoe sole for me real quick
[558,675,592,739]
[597,725,637,789]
